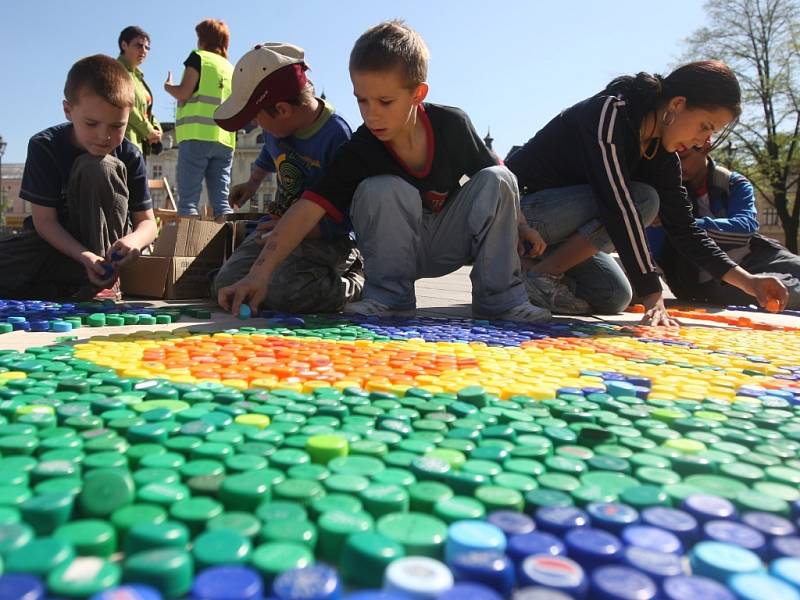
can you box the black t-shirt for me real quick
[183,52,201,94]
[506,93,735,297]
[302,103,499,221]
[20,123,152,221]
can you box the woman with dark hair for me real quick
[507,60,787,324]
[165,19,236,223]
[117,25,162,155]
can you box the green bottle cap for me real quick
[110,503,167,536]
[255,500,308,523]
[219,471,274,511]
[79,468,135,517]
[360,484,409,518]
[47,556,121,597]
[475,485,525,512]
[310,494,364,519]
[269,448,311,471]
[735,489,790,516]
[636,466,682,486]
[53,517,116,558]
[340,531,405,587]
[719,462,766,483]
[20,492,74,535]
[192,529,252,571]
[373,468,416,488]
[620,484,670,508]
[207,511,262,539]
[318,510,374,564]
[408,481,454,512]
[306,434,349,464]
[684,474,748,500]
[250,542,314,581]
[323,473,370,495]
[169,497,223,535]
[504,458,545,477]
[376,511,447,559]
[123,520,190,555]
[524,489,574,513]
[0,522,34,555]
[123,548,193,599]
[538,472,581,493]
[434,495,486,523]
[5,536,74,576]
[260,519,318,550]
[329,455,385,478]
[754,481,800,503]
[271,478,325,508]
[493,472,538,493]
[0,506,20,525]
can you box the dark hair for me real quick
[118,26,150,53]
[605,60,741,146]
[196,19,230,58]
[64,54,135,108]
[262,82,316,117]
[349,20,429,88]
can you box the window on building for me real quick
[761,207,780,226]
[152,165,163,179]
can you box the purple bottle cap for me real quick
[191,566,263,599]
[703,519,767,557]
[0,574,45,600]
[681,494,737,523]
[564,527,623,570]
[621,525,683,555]
[487,510,536,536]
[770,535,800,559]
[448,551,514,598]
[535,506,589,535]
[91,585,163,600]
[741,511,796,538]
[435,582,502,600]
[622,546,684,582]
[586,502,640,533]
[590,565,657,600]
[512,588,573,600]
[507,531,565,564]
[273,565,340,600]
[518,555,587,596]
[661,575,736,600]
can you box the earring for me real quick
[662,110,675,127]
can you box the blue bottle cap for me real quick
[771,535,800,559]
[621,525,683,555]
[729,572,800,600]
[793,500,800,519]
[0,574,45,600]
[741,511,797,537]
[534,506,589,535]
[681,494,737,523]
[448,551,514,598]
[506,531,565,564]
[487,510,535,536]
[511,588,572,600]
[518,555,587,596]
[661,575,736,600]
[90,585,163,600]
[702,519,767,557]
[273,565,341,600]
[384,557,453,599]
[586,502,639,533]
[191,566,263,599]
[435,582,503,600]
[771,557,800,591]
[589,565,657,600]
[563,527,623,570]
[605,381,636,398]
[445,520,506,564]
[689,541,762,583]
[344,592,416,600]
[640,507,698,547]
[622,546,684,582]
[238,305,252,320]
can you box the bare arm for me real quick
[164,67,200,102]
[218,198,326,315]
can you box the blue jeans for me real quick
[176,140,234,217]
[521,183,660,314]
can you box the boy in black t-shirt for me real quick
[0,55,157,300]
[219,20,550,323]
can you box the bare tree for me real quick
[685,0,800,251]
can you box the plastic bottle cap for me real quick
[445,520,506,564]
[250,542,314,580]
[47,556,122,598]
[384,556,453,598]
[339,531,405,588]
[518,555,587,596]
[689,541,762,582]
[190,565,263,600]
[122,548,193,598]
[729,572,800,600]
[192,529,252,571]
[376,512,448,558]
[448,551,515,597]
[564,527,624,569]
[661,574,736,600]
[53,519,117,557]
[272,564,341,600]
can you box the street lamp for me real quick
[0,135,6,225]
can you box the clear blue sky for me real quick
[0,0,708,163]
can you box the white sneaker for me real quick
[343,298,416,317]
[524,271,591,315]
[474,302,552,323]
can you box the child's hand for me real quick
[82,253,117,288]
[147,130,162,144]
[748,274,788,312]
[228,181,260,208]
[107,238,140,267]
[218,274,267,316]
[640,292,679,327]
[518,225,547,257]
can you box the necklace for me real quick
[642,138,659,160]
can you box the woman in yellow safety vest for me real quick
[165,19,236,223]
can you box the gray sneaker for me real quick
[343,298,416,317]
[474,302,552,323]
[524,271,591,314]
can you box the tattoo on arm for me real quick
[254,257,265,267]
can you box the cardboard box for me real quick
[121,219,231,299]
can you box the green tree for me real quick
[685,0,800,251]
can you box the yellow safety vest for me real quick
[175,50,236,148]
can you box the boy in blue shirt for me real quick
[0,55,157,300]
[218,23,549,323]
[211,43,363,313]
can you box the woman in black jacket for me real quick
[508,60,787,325]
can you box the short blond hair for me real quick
[349,20,429,88]
[64,54,134,108]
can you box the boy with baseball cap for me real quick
[218,22,550,323]
[211,42,363,313]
